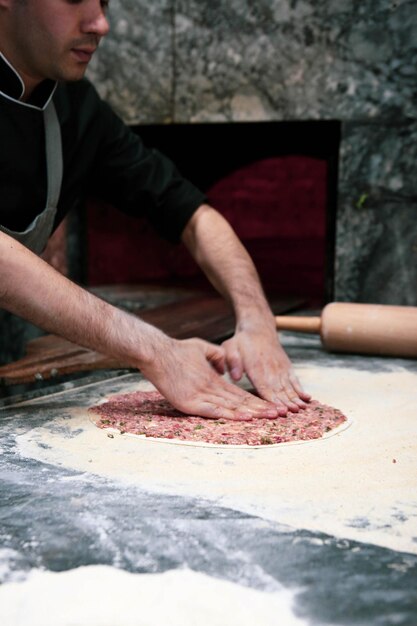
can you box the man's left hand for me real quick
[222,322,311,416]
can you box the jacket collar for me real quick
[0,52,57,110]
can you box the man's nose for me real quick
[81,5,110,37]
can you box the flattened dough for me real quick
[89,390,348,447]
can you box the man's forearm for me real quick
[181,205,310,409]
[0,231,282,419]
[182,204,275,328]
[0,231,165,368]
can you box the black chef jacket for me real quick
[0,53,206,243]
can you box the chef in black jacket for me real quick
[0,0,310,419]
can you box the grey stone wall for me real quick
[88,0,417,305]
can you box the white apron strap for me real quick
[44,99,63,211]
[0,100,63,254]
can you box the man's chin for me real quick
[58,66,88,83]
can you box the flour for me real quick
[16,366,417,554]
[0,566,307,626]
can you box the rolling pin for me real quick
[275,303,417,358]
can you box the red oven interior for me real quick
[86,121,340,307]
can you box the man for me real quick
[0,0,310,419]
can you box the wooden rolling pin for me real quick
[275,303,417,358]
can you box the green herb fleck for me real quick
[356,193,368,209]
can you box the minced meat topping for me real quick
[89,391,347,446]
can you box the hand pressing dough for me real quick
[89,390,348,448]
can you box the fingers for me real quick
[278,372,311,411]
[195,382,280,421]
[255,374,309,415]
[289,371,311,402]
[223,341,243,382]
[205,342,226,375]
[191,399,260,421]
[143,335,310,422]
[148,337,280,421]
[222,334,311,414]
[254,383,293,416]
[172,373,279,421]
[233,335,310,414]
[243,355,311,414]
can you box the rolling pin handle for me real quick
[275,316,321,334]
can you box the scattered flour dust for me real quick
[0,566,307,626]
[14,366,417,553]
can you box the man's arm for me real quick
[181,204,311,414]
[0,230,279,420]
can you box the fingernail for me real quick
[237,412,254,421]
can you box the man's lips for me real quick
[71,48,96,63]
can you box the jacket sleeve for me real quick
[83,81,207,243]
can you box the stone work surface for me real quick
[85,0,416,304]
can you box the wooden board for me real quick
[0,293,302,385]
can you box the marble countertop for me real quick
[0,334,416,625]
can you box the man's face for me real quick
[4,0,110,91]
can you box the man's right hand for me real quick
[0,233,278,421]
[138,335,280,421]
